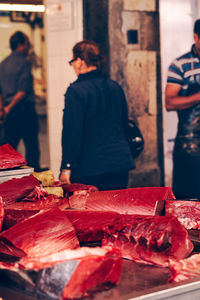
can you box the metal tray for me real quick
[0,167,34,183]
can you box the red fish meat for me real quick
[17,246,116,270]
[0,207,79,260]
[64,210,119,243]
[63,211,192,267]
[102,215,193,267]
[62,183,98,198]
[0,197,4,232]
[0,144,27,169]
[0,247,122,300]
[4,195,69,229]
[69,187,175,215]
[0,174,40,205]
[169,253,200,282]
[61,247,122,300]
[165,199,200,230]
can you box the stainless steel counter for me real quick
[1,259,200,300]
[95,259,200,300]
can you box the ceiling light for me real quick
[0,4,45,12]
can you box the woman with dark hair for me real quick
[59,40,134,190]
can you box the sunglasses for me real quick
[68,58,77,65]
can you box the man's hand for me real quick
[4,91,26,115]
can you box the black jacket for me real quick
[61,70,134,178]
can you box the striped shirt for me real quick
[167,45,200,96]
[167,45,200,137]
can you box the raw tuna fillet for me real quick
[63,211,192,267]
[4,208,39,229]
[102,215,193,267]
[0,247,122,300]
[169,253,200,282]
[0,174,40,205]
[64,210,119,243]
[22,185,48,201]
[61,248,121,300]
[0,237,26,262]
[68,190,90,209]
[0,143,27,169]
[4,195,69,229]
[17,246,116,270]
[69,187,175,215]
[165,199,200,230]
[62,183,98,197]
[0,197,4,232]
[0,207,79,260]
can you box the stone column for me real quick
[83,0,164,187]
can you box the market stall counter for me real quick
[1,258,200,300]
[0,145,200,300]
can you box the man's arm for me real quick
[4,91,26,115]
[165,83,200,111]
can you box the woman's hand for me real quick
[3,106,11,116]
[59,169,71,184]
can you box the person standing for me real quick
[165,19,200,199]
[0,31,40,171]
[60,40,134,190]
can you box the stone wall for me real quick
[83,0,164,187]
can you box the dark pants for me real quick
[172,137,200,199]
[71,170,129,191]
[3,105,40,170]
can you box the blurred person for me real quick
[165,19,200,199]
[0,31,40,170]
[59,40,134,190]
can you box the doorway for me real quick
[0,7,49,170]
[160,0,198,187]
